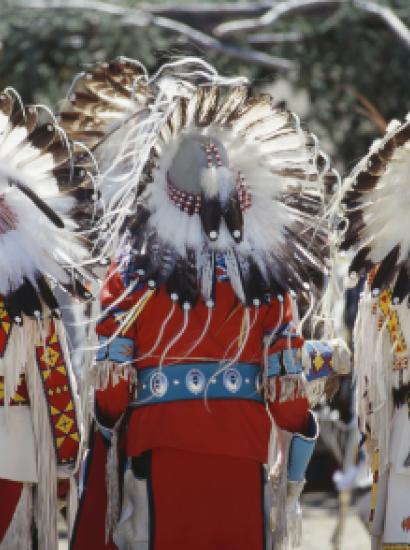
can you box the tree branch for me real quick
[141,3,275,32]
[9,0,151,21]
[151,15,296,69]
[213,0,344,37]
[248,31,305,44]
[354,0,410,49]
[349,86,388,133]
[12,0,296,71]
[213,0,410,52]
[143,2,274,18]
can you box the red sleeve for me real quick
[96,261,143,340]
[263,293,309,434]
[96,377,131,428]
[269,394,309,434]
[95,261,143,426]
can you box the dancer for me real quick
[65,58,345,550]
[0,88,95,549]
[341,114,410,549]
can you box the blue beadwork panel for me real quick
[96,335,136,363]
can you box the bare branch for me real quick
[13,0,296,71]
[143,2,274,18]
[141,3,274,33]
[123,13,296,70]
[248,31,305,44]
[15,0,134,16]
[214,0,344,37]
[349,86,387,133]
[151,15,295,69]
[213,0,410,51]
[354,0,410,49]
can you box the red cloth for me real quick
[75,264,310,550]
[126,396,308,463]
[71,429,118,550]
[150,448,264,550]
[0,478,23,543]
[96,264,309,463]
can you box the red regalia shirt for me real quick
[96,262,308,464]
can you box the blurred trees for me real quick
[1,0,409,169]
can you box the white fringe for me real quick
[67,475,78,540]
[304,377,327,407]
[268,428,293,549]
[25,317,58,550]
[265,375,306,404]
[354,288,393,474]
[83,361,132,542]
[82,359,135,456]
[92,360,136,392]
[0,314,81,550]
[105,417,122,544]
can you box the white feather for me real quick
[345,115,410,264]
[0,126,28,158]
[231,100,272,134]
[200,166,218,198]
[0,113,9,135]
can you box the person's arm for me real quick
[94,262,142,432]
[262,293,309,433]
[262,293,318,536]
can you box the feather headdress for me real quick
[341,115,410,301]
[0,88,96,322]
[59,58,153,220]
[62,58,336,308]
[59,57,152,150]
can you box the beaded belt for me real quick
[131,362,264,406]
[0,375,30,406]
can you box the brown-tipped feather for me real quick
[370,244,401,291]
[394,121,410,147]
[378,137,395,162]
[349,246,372,275]
[11,178,64,228]
[0,91,13,117]
[230,93,272,128]
[53,165,90,188]
[12,105,38,133]
[195,86,219,127]
[224,192,243,243]
[392,263,410,303]
[367,152,386,176]
[354,171,379,192]
[214,86,248,125]
[29,123,56,150]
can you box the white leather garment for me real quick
[0,406,37,482]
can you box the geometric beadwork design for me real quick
[304,341,334,381]
[376,289,408,371]
[0,375,30,406]
[36,321,80,465]
[0,297,12,358]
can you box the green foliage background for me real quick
[1,0,409,171]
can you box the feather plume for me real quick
[342,114,410,299]
[0,89,97,321]
[62,58,334,307]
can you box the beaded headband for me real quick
[166,171,252,215]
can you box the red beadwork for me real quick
[166,168,252,216]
